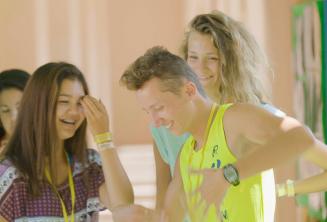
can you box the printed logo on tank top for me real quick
[210,144,222,169]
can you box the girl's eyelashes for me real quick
[57,100,69,104]
[188,55,198,60]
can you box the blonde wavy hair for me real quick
[181,11,271,104]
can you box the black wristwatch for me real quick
[223,164,240,186]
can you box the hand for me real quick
[190,168,229,213]
[80,95,109,135]
[112,204,159,222]
[0,140,8,153]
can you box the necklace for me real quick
[45,151,76,222]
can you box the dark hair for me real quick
[120,46,207,97]
[3,62,89,195]
[0,69,30,139]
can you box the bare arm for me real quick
[0,216,7,222]
[192,104,317,207]
[284,139,327,195]
[235,126,315,180]
[225,104,316,180]
[98,148,134,209]
[294,172,327,194]
[81,96,134,210]
[163,155,187,222]
[153,142,172,210]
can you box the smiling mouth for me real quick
[60,119,76,126]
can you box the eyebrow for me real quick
[58,94,84,99]
[188,50,218,55]
[58,94,72,97]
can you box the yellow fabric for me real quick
[45,152,76,222]
[180,104,268,222]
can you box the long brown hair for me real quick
[181,11,271,104]
[3,62,89,195]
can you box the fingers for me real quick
[189,167,213,176]
[81,96,100,116]
[81,96,108,120]
[202,204,211,220]
[80,98,94,119]
[80,95,110,134]
[189,168,204,175]
[88,96,106,112]
[193,196,206,210]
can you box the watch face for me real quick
[225,166,237,180]
[224,164,240,186]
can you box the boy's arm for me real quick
[226,104,316,180]
[192,104,317,207]
[163,154,187,222]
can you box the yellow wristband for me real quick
[95,132,112,144]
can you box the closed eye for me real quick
[58,100,69,104]
[188,55,198,60]
[208,57,219,61]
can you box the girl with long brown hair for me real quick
[0,62,133,221]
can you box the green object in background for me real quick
[292,0,327,221]
[317,0,327,215]
[317,0,327,144]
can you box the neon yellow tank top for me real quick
[180,104,275,222]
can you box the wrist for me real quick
[95,131,115,152]
[94,131,112,144]
[97,141,115,152]
[276,183,287,197]
[276,179,295,197]
[216,168,229,189]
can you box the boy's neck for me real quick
[189,99,215,150]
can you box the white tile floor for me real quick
[99,144,156,222]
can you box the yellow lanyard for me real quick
[45,152,75,222]
[188,103,218,204]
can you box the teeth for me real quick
[61,119,75,125]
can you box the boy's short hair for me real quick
[120,46,206,97]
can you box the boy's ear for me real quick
[184,81,196,98]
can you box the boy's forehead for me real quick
[136,79,180,107]
[136,82,163,104]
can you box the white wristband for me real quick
[97,141,115,151]
[276,183,287,197]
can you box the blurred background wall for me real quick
[0,0,310,221]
